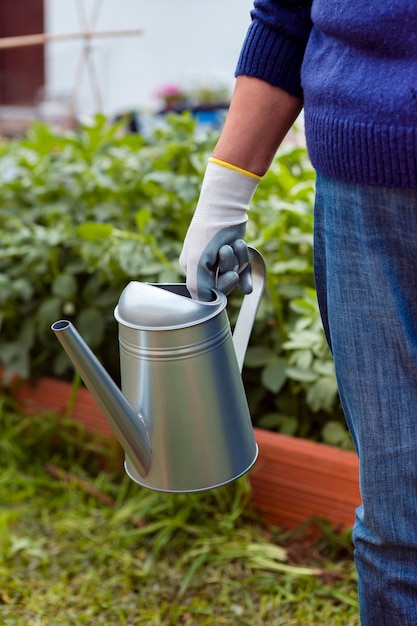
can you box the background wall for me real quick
[0,0,44,105]
[45,0,254,118]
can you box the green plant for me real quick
[154,81,230,109]
[0,114,210,382]
[0,114,351,446]
[239,141,350,446]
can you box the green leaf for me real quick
[78,223,114,240]
[270,259,310,274]
[135,207,151,231]
[306,376,338,413]
[257,413,282,429]
[257,412,298,435]
[11,278,34,302]
[52,274,78,300]
[278,415,298,435]
[285,366,317,383]
[283,331,321,350]
[292,349,313,371]
[261,358,287,393]
[321,420,350,447]
[117,240,148,276]
[76,308,106,348]
[290,298,317,316]
[244,346,276,368]
[158,268,181,283]
[37,297,63,330]
[313,359,335,377]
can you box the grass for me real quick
[0,400,359,625]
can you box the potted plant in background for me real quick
[154,83,188,113]
[154,81,231,130]
[190,83,230,109]
[188,82,230,128]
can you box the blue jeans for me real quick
[314,173,417,625]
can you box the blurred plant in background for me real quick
[154,83,188,111]
[0,113,350,448]
[154,81,231,112]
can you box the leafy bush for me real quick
[0,114,350,447]
[241,147,350,448]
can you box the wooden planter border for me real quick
[6,375,361,530]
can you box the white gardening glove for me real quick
[179,158,261,300]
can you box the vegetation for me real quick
[0,403,358,625]
[0,114,351,447]
[0,115,359,624]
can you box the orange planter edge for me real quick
[5,375,360,530]
[250,428,360,530]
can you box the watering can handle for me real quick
[232,246,266,373]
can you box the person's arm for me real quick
[179,77,302,300]
[180,0,312,300]
[213,75,302,176]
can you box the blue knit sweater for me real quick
[236,0,417,188]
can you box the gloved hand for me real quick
[179,158,261,300]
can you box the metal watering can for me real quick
[51,247,266,493]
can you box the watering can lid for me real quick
[114,281,226,329]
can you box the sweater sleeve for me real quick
[235,0,313,99]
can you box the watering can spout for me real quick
[51,320,151,477]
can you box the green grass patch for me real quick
[0,401,358,624]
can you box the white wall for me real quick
[45,0,254,118]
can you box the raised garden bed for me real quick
[7,374,360,530]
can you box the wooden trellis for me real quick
[0,0,142,121]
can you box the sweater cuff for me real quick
[235,21,306,99]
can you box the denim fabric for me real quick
[314,173,417,625]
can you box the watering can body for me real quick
[117,283,257,492]
[52,247,266,493]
